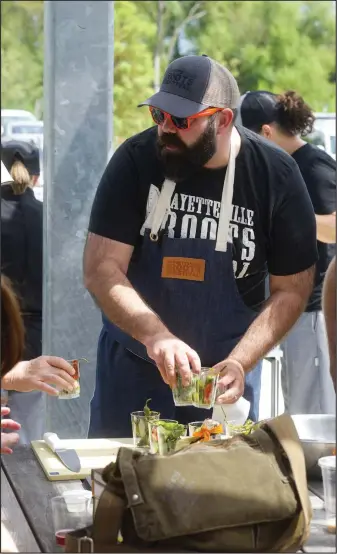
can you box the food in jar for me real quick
[149,419,185,455]
[172,373,199,406]
[172,368,218,409]
[131,399,160,448]
[195,370,219,408]
[58,358,87,400]
[191,418,223,441]
[226,419,261,436]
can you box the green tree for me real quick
[113,1,156,142]
[1,0,44,114]
[137,1,205,91]
[2,0,335,143]
[115,1,205,141]
[186,0,335,111]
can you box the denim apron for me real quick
[89,129,260,438]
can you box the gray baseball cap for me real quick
[138,55,240,118]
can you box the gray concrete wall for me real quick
[43,1,114,438]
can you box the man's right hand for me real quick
[144,332,201,387]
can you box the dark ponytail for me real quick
[276,91,315,137]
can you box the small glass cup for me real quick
[193,368,219,409]
[318,456,336,533]
[188,421,204,437]
[172,373,198,406]
[131,410,160,448]
[58,359,81,400]
[51,494,92,549]
[148,419,181,455]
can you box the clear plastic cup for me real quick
[131,410,160,448]
[62,489,92,513]
[148,419,185,455]
[318,456,336,533]
[51,494,92,548]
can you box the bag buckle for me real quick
[78,536,94,553]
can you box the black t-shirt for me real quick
[292,143,336,312]
[89,126,318,311]
[1,185,43,315]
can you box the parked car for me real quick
[306,113,336,160]
[4,120,44,151]
[1,109,37,136]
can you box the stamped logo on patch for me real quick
[162,257,205,281]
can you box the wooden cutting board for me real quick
[31,437,134,481]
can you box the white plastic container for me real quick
[318,455,336,533]
[62,489,92,514]
[220,397,251,427]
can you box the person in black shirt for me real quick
[240,90,336,414]
[322,256,336,392]
[84,55,318,439]
[1,141,44,442]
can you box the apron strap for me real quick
[150,179,176,241]
[150,129,241,251]
[215,127,241,252]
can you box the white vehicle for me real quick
[307,113,336,160]
[1,109,37,136]
[5,120,44,150]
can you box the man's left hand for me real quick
[213,359,245,404]
[1,407,20,454]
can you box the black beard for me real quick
[156,116,217,182]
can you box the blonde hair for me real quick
[10,160,32,195]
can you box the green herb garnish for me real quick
[131,399,160,448]
[143,398,152,418]
[221,406,261,436]
[151,420,186,455]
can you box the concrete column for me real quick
[43,1,114,437]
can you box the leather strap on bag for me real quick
[264,414,312,551]
[92,484,126,548]
[265,414,312,527]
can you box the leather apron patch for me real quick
[162,257,205,281]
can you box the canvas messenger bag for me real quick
[65,414,312,553]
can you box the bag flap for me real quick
[117,432,298,542]
[263,414,312,546]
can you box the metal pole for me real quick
[43,0,114,437]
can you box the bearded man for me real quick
[83,55,317,438]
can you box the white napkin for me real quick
[220,397,250,426]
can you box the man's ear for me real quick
[216,108,234,135]
[261,124,272,139]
